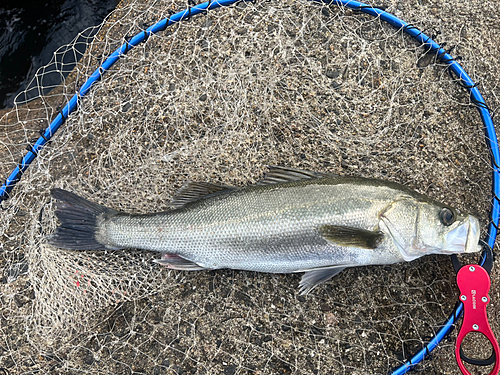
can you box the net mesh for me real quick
[0,0,499,373]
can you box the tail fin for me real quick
[47,188,120,250]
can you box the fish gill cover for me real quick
[0,0,499,374]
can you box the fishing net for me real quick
[0,0,499,373]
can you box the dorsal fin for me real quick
[256,166,337,186]
[169,182,235,209]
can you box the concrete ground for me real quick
[0,0,499,374]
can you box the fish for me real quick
[48,166,481,294]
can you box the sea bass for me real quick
[48,167,481,294]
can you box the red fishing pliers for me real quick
[452,243,500,375]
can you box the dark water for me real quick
[0,0,117,109]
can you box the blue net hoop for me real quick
[1,1,498,373]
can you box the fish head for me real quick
[380,198,481,261]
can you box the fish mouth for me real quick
[444,215,481,254]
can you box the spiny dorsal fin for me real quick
[256,166,337,185]
[319,225,384,249]
[169,182,235,209]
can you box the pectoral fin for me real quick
[319,225,384,249]
[299,266,347,295]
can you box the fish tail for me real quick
[47,188,120,250]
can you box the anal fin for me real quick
[154,253,208,270]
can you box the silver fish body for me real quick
[49,167,481,294]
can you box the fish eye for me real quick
[439,207,455,226]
